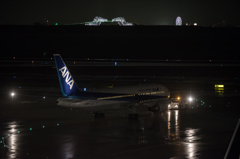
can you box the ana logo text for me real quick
[59,66,74,90]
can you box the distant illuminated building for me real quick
[85,16,133,26]
[176,17,182,26]
[93,16,108,22]
[112,17,132,26]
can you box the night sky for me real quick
[0,0,240,25]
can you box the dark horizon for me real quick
[0,0,240,26]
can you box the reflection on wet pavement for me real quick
[0,104,238,159]
[2,121,19,158]
[1,64,240,158]
[168,110,180,141]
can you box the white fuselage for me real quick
[56,84,170,112]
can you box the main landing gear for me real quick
[94,112,105,118]
[128,114,139,120]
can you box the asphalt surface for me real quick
[0,59,240,159]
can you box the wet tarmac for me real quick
[0,59,240,159]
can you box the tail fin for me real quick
[54,54,80,96]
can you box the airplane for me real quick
[54,54,170,119]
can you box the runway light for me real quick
[0,141,2,143]
[57,124,59,126]
[177,97,180,100]
[14,76,16,78]
[43,97,45,99]
[84,88,86,91]
[189,97,192,101]
[43,126,45,128]
[18,131,20,133]
[11,93,15,96]
[30,128,32,130]
[115,62,117,66]
[2,137,4,139]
